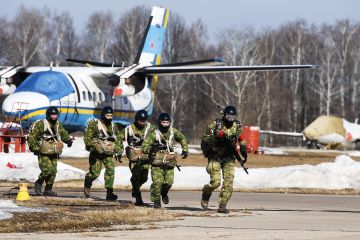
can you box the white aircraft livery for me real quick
[0,6,318,132]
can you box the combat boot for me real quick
[217,204,229,214]
[153,200,161,209]
[106,188,118,201]
[132,189,144,206]
[43,184,57,197]
[161,194,169,204]
[161,185,170,204]
[84,183,91,198]
[34,179,43,196]
[201,192,211,209]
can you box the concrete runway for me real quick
[2,190,360,239]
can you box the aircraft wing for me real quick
[141,64,319,76]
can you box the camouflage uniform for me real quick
[84,119,123,189]
[118,122,156,199]
[28,119,71,186]
[142,127,188,202]
[201,118,245,206]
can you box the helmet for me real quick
[158,113,171,133]
[46,106,59,117]
[158,112,171,124]
[46,106,59,123]
[222,105,237,126]
[101,106,114,124]
[135,110,148,122]
[223,106,237,115]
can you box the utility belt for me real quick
[93,139,115,155]
[151,151,177,169]
[126,146,149,163]
[38,140,64,155]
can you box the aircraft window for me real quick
[93,92,97,102]
[124,98,128,104]
[88,91,92,101]
[99,92,103,102]
[82,91,87,101]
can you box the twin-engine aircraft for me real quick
[0,6,317,132]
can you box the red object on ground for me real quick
[6,162,17,168]
[241,126,260,153]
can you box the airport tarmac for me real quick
[2,190,360,239]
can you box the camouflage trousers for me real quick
[202,160,235,205]
[150,166,174,202]
[129,162,150,195]
[37,155,58,185]
[84,151,115,189]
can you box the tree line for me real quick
[0,6,359,145]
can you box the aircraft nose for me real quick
[2,92,50,119]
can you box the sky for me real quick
[1,0,359,42]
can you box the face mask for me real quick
[225,114,236,122]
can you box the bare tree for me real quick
[0,17,9,64]
[109,6,150,65]
[46,11,77,66]
[82,11,114,62]
[7,6,51,66]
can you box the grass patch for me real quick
[0,197,181,233]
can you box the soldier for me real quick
[28,106,73,196]
[142,113,188,208]
[200,106,247,213]
[118,110,156,206]
[83,106,122,201]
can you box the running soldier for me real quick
[200,106,247,213]
[142,113,188,208]
[28,106,73,196]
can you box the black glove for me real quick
[85,145,92,152]
[33,150,40,156]
[107,136,116,142]
[240,145,248,163]
[114,153,122,163]
[65,139,73,148]
[181,151,188,159]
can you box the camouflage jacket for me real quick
[202,118,246,156]
[84,119,123,155]
[28,119,70,152]
[118,122,157,148]
[142,127,189,155]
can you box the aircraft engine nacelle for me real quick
[111,73,146,97]
[0,83,16,95]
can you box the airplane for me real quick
[261,115,360,150]
[0,6,318,133]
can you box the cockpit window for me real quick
[15,71,75,101]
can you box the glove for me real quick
[85,145,92,152]
[107,136,116,142]
[65,139,73,148]
[33,151,40,156]
[114,153,122,163]
[181,151,188,159]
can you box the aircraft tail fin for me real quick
[134,6,169,66]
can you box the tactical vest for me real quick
[93,120,116,155]
[125,123,151,162]
[32,119,64,155]
[201,118,241,160]
[151,127,177,168]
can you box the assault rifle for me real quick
[232,139,249,174]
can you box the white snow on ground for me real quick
[0,200,43,220]
[1,152,360,190]
[61,137,89,158]
[0,153,86,182]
